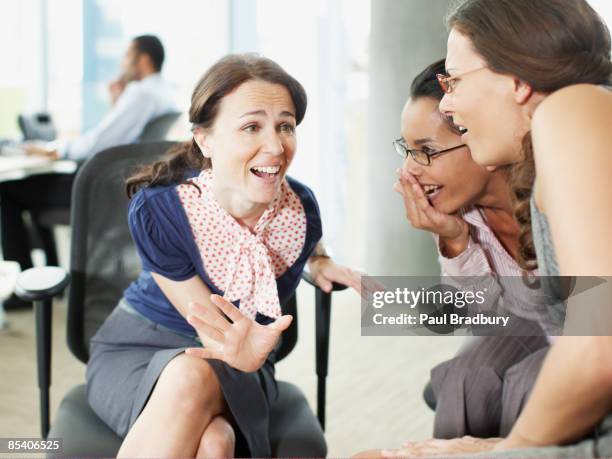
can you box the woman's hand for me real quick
[382,436,503,457]
[308,257,362,294]
[307,257,383,300]
[394,170,469,257]
[184,294,293,372]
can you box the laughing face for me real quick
[439,27,533,168]
[400,96,490,214]
[194,79,297,219]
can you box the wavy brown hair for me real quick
[126,53,308,198]
[447,0,612,269]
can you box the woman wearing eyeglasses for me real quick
[391,58,554,441]
[380,0,612,457]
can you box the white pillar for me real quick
[366,0,452,276]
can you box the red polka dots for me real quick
[176,170,307,320]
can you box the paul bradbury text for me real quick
[371,312,510,327]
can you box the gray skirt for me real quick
[431,333,550,438]
[85,299,277,457]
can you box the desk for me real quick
[0,155,78,183]
[0,151,77,272]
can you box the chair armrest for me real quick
[301,266,347,430]
[14,266,69,438]
[15,266,70,302]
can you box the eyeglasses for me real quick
[436,67,487,94]
[393,138,466,166]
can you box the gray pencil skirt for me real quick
[85,299,277,457]
[431,333,550,438]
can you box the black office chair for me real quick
[16,141,345,457]
[137,111,182,142]
[423,381,437,410]
[32,111,183,267]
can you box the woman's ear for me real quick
[513,78,534,105]
[193,129,211,158]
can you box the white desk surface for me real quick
[0,153,78,182]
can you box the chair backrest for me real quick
[138,112,181,142]
[276,294,297,362]
[66,140,299,364]
[66,141,176,363]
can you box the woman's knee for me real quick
[450,336,541,376]
[198,416,235,458]
[154,354,224,416]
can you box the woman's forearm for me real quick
[150,272,223,349]
[308,241,330,261]
[502,335,612,449]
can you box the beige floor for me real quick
[0,281,461,458]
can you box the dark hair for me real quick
[133,35,165,72]
[126,53,308,197]
[447,0,612,269]
[411,59,446,101]
[410,58,461,135]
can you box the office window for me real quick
[78,0,230,133]
[47,0,83,137]
[590,0,612,30]
[1,0,230,139]
[247,0,371,260]
[0,0,45,137]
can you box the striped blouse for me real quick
[434,207,561,337]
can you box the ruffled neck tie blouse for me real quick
[177,169,307,320]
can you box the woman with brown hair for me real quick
[380,0,612,456]
[85,53,362,458]
[395,58,551,441]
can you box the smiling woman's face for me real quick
[195,79,297,209]
[439,27,530,167]
[401,96,491,214]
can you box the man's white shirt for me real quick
[56,73,177,161]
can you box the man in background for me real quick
[0,35,177,309]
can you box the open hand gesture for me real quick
[185,294,292,372]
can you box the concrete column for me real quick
[365,0,452,276]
